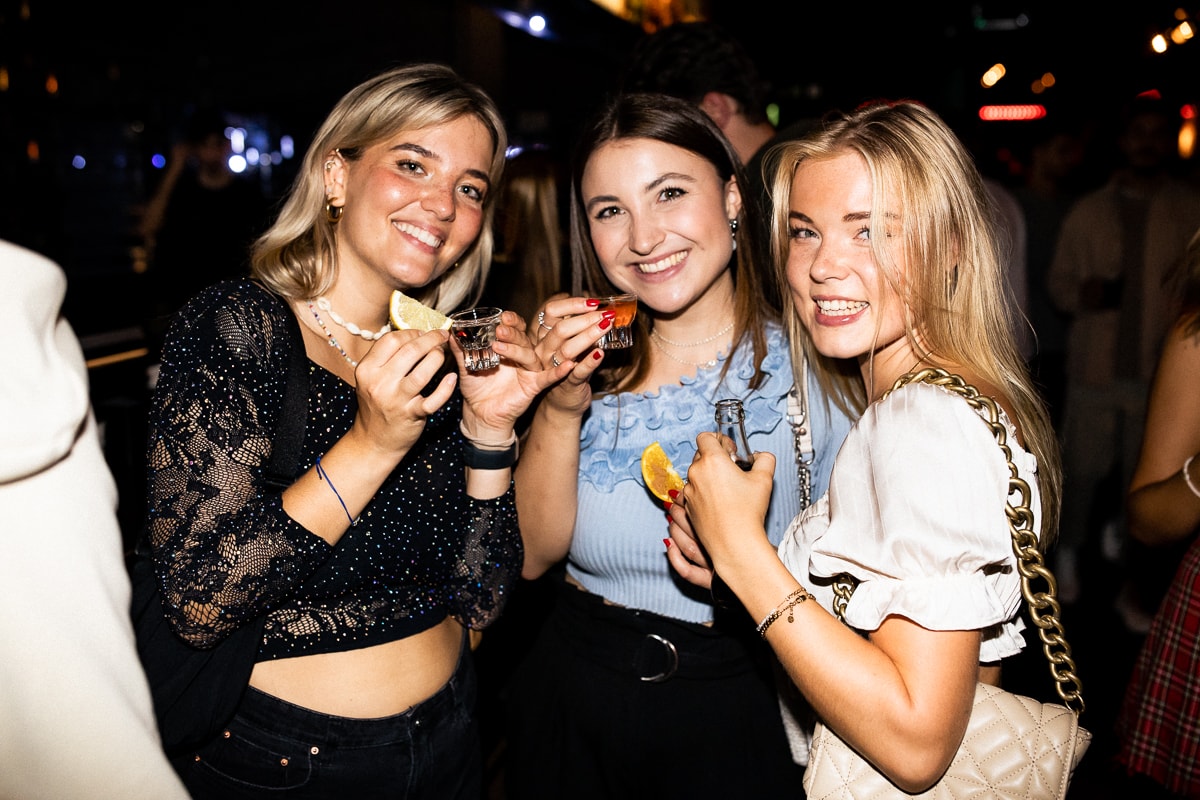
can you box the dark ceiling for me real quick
[17,1,1197,129]
[3,0,1196,297]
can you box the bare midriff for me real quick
[247,617,463,717]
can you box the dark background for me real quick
[4,0,1197,333]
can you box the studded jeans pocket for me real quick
[188,717,315,794]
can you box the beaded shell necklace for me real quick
[316,296,391,341]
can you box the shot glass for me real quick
[450,306,503,371]
[593,292,637,349]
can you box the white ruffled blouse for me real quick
[778,379,1038,662]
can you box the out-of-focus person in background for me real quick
[619,19,818,266]
[620,20,781,166]
[138,106,272,358]
[479,145,568,324]
[1011,117,1089,428]
[0,238,190,800]
[1115,226,1200,799]
[1048,93,1200,619]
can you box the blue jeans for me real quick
[176,648,481,799]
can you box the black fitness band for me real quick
[462,439,519,469]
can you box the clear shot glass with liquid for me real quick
[449,306,503,372]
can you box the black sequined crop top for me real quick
[144,280,522,660]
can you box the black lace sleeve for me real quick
[451,484,523,630]
[145,282,331,647]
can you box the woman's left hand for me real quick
[455,310,571,438]
[665,490,715,589]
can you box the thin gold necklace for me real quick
[650,321,734,347]
[650,332,728,368]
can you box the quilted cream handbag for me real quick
[802,370,1092,800]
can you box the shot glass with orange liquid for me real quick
[593,292,637,349]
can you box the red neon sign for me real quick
[978,105,1048,121]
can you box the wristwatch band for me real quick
[462,439,519,469]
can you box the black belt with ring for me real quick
[553,578,761,683]
[635,633,680,682]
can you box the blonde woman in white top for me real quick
[667,100,1062,792]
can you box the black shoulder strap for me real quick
[261,293,309,491]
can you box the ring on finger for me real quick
[551,352,562,367]
[537,311,554,332]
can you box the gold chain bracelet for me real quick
[756,586,814,637]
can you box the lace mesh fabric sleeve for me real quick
[146,285,331,648]
[450,485,522,630]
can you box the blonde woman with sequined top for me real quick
[143,63,565,798]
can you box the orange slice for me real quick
[389,290,452,331]
[641,441,684,502]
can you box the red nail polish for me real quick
[599,318,612,330]
[601,309,616,319]
[586,298,600,307]
[667,489,679,500]
[592,351,602,360]
[663,499,672,511]
[663,539,672,549]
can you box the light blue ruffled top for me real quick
[568,323,853,623]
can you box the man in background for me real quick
[1048,94,1200,620]
[619,20,819,248]
[139,107,271,359]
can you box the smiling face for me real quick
[327,114,495,293]
[580,137,741,315]
[785,150,917,392]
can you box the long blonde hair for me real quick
[768,100,1062,545]
[250,63,508,314]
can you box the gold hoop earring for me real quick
[325,201,343,223]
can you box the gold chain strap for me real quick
[832,367,1085,714]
